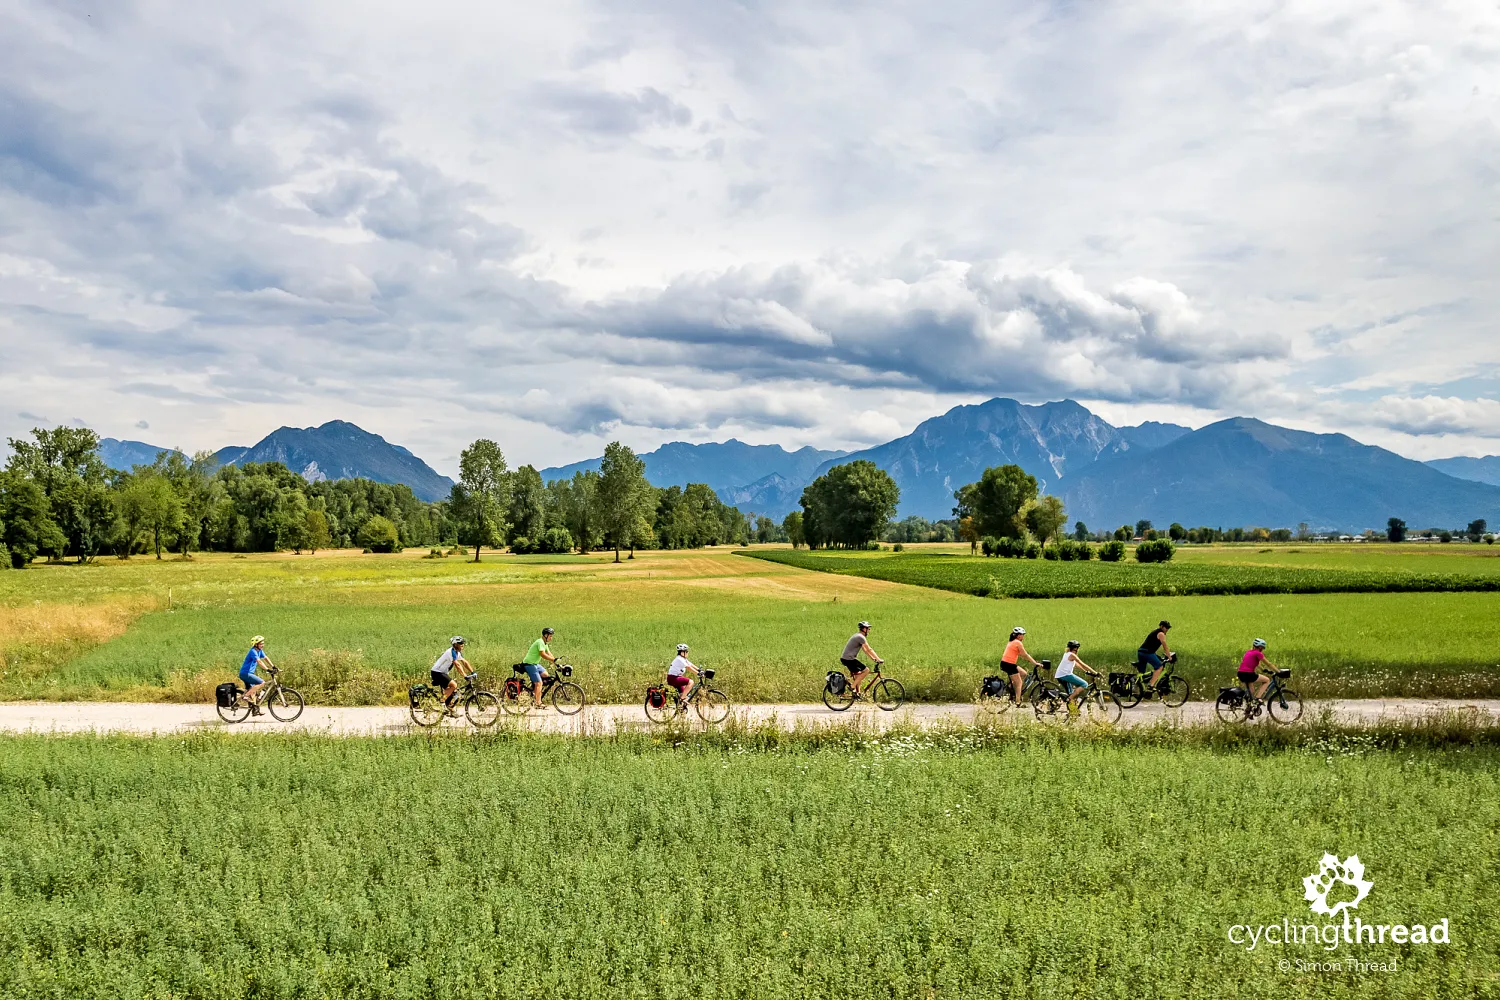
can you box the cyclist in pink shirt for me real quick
[1238,639,1277,700]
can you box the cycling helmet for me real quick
[1252,638,1267,649]
[1011,626,1026,635]
[676,643,690,653]
[542,627,555,636]
[857,621,871,631]
[251,635,265,645]
[450,635,465,646]
[1066,640,1080,650]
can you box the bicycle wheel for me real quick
[822,679,855,712]
[501,678,531,716]
[871,677,904,712]
[1268,689,1303,724]
[266,686,305,722]
[1215,690,1249,724]
[465,691,501,728]
[1032,684,1065,722]
[695,688,731,724]
[1160,675,1190,708]
[217,697,251,724]
[1115,678,1143,709]
[550,681,585,716]
[410,693,444,728]
[1079,690,1121,725]
[644,690,676,725]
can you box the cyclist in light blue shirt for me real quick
[240,636,273,715]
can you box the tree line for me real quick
[0,429,762,568]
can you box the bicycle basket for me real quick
[560,664,573,677]
[703,668,715,680]
[827,671,847,695]
[215,682,239,708]
[647,686,666,709]
[1040,659,1051,671]
[980,675,1006,697]
[1276,668,1291,679]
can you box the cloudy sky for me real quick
[2,0,1497,475]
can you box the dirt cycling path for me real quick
[0,698,1496,735]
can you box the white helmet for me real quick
[1252,638,1267,649]
[451,636,465,646]
[1011,626,1026,635]
[676,643,690,653]
[857,621,871,631]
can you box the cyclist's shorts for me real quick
[239,667,264,688]
[1058,675,1088,692]
[839,657,862,673]
[1138,651,1163,671]
[667,674,691,693]
[1001,660,1021,675]
[431,669,452,688]
[1237,670,1258,687]
[520,662,544,684]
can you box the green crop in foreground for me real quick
[0,732,1493,999]
[739,548,1500,599]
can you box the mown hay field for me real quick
[4,547,1500,702]
[0,730,1493,999]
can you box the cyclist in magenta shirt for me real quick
[1238,639,1277,700]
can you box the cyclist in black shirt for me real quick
[1139,620,1173,691]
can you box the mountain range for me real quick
[96,403,1500,531]
[98,421,455,502]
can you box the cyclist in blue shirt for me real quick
[240,636,274,715]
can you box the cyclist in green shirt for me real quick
[520,627,558,709]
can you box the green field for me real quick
[0,730,1493,999]
[5,547,1500,702]
[739,545,1500,600]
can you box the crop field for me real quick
[740,546,1500,600]
[4,546,1500,702]
[0,729,1494,999]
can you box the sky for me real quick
[1,0,1497,477]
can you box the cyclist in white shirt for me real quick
[667,643,699,703]
[1054,640,1101,708]
[431,636,476,715]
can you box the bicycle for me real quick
[822,661,906,712]
[501,662,586,716]
[1214,668,1302,724]
[1111,651,1189,709]
[644,669,731,725]
[976,660,1049,715]
[408,672,501,728]
[1030,672,1122,725]
[216,666,304,723]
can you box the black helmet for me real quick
[542,627,555,636]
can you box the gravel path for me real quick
[1,698,1496,735]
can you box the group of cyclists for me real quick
[233,617,1284,719]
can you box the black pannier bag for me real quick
[215,682,239,708]
[1108,672,1132,696]
[981,675,1006,698]
[1218,686,1244,704]
[647,686,666,709]
[827,671,847,695]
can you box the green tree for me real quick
[1467,519,1487,542]
[1168,522,1187,541]
[1114,524,1133,542]
[135,471,183,559]
[1135,519,1153,538]
[449,439,511,562]
[113,475,150,557]
[508,465,547,543]
[781,510,805,548]
[955,465,1038,539]
[1024,495,1067,546]
[1073,520,1088,542]
[597,442,656,562]
[552,471,601,554]
[0,472,55,567]
[1387,517,1406,543]
[6,427,112,561]
[799,461,900,548]
[358,515,401,553]
[304,506,332,553]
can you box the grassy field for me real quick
[0,729,1493,999]
[740,545,1500,600]
[4,547,1500,702]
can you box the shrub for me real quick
[981,536,1000,557]
[357,516,401,553]
[424,547,446,559]
[1439,531,1453,544]
[1135,538,1176,563]
[1074,541,1094,561]
[510,536,535,555]
[1042,545,1060,561]
[892,543,904,552]
[1098,540,1126,562]
[1023,542,1041,559]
